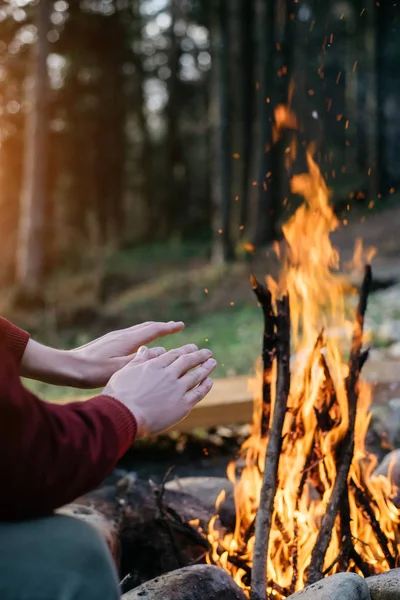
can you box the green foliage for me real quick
[105,238,210,273]
[147,303,262,378]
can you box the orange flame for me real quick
[206,107,399,597]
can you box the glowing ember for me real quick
[206,107,399,598]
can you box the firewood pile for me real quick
[242,268,399,600]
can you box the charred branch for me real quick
[339,492,353,572]
[350,478,396,569]
[322,545,347,577]
[244,516,256,545]
[290,435,317,593]
[314,352,339,432]
[275,513,291,545]
[338,492,371,577]
[251,275,277,437]
[251,294,290,600]
[153,470,185,569]
[350,547,373,578]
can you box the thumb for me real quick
[134,346,150,363]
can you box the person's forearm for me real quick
[0,345,136,520]
[18,320,186,389]
[20,339,90,388]
[0,317,30,364]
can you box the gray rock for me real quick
[374,449,400,483]
[165,476,235,528]
[287,573,370,600]
[122,565,247,600]
[378,322,400,344]
[369,348,387,362]
[389,399,400,410]
[388,343,400,358]
[369,403,400,451]
[366,568,400,599]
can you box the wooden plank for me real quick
[52,375,253,432]
[177,376,252,432]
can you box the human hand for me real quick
[103,344,216,437]
[69,321,185,388]
[21,321,184,389]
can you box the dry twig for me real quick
[251,295,290,600]
[153,467,183,569]
[251,275,277,437]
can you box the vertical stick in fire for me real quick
[251,275,277,437]
[250,294,290,600]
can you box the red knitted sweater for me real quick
[0,318,137,520]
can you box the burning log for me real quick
[306,266,372,585]
[75,476,212,589]
[251,275,276,437]
[250,295,290,600]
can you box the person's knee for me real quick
[54,515,120,600]
[0,514,120,600]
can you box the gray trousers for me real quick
[0,515,121,600]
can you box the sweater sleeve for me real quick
[0,345,137,521]
[0,317,30,364]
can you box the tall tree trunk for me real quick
[342,8,358,176]
[246,0,275,247]
[375,1,385,194]
[164,0,187,238]
[107,7,127,243]
[230,0,244,243]
[210,0,234,263]
[364,0,379,201]
[136,73,156,240]
[131,0,156,241]
[239,0,255,239]
[271,0,297,222]
[16,0,50,296]
[94,93,110,246]
[230,0,254,241]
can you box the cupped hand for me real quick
[103,343,216,437]
[68,321,185,388]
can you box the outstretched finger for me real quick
[185,378,213,408]
[171,350,214,377]
[155,344,200,367]
[147,346,166,359]
[127,321,185,345]
[180,358,217,391]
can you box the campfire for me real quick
[205,109,400,599]
[70,107,400,600]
